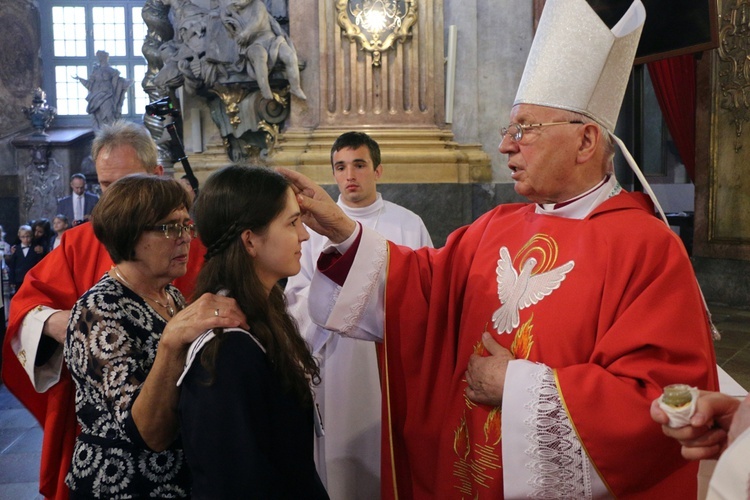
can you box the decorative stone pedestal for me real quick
[269,127,490,185]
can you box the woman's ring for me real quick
[214,308,220,317]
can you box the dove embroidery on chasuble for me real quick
[492,236,575,335]
[449,234,574,496]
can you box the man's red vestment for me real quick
[374,193,718,498]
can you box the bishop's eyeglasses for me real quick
[146,222,197,239]
[500,121,583,143]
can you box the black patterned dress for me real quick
[64,273,190,499]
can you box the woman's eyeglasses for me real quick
[146,223,197,240]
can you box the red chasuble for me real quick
[1,222,204,500]
[379,192,718,499]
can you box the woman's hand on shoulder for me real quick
[161,293,249,349]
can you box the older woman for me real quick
[64,175,246,499]
[177,166,327,498]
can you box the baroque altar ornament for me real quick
[22,88,57,137]
[718,0,750,152]
[336,0,418,67]
[144,0,306,162]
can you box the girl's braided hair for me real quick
[192,165,319,405]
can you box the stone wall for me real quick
[0,0,42,239]
[445,0,533,181]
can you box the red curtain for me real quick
[646,54,696,182]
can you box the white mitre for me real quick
[514,0,721,342]
[515,0,667,223]
[514,0,645,133]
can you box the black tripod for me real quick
[146,97,199,196]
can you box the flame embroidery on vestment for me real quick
[452,323,505,495]
[453,414,470,461]
[483,407,501,446]
[450,235,574,496]
[473,324,490,356]
[511,315,535,360]
[452,408,501,496]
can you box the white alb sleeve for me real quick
[308,226,387,342]
[502,359,610,499]
[13,306,64,392]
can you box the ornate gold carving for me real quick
[209,83,253,129]
[335,0,418,67]
[717,0,750,152]
[269,128,492,183]
[257,120,280,153]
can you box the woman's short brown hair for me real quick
[92,174,191,263]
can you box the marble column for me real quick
[269,0,491,184]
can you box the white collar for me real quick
[336,193,384,217]
[535,175,622,219]
[176,328,265,386]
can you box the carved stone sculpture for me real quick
[75,51,134,130]
[141,0,175,167]
[144,0,305,161]
[221,0,306,100]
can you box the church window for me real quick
[41,1,149,126]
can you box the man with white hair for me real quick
[281,0,718,497]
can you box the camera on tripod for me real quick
[145,96,180,120]
[144,97,199,194]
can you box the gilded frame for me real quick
[335,0,418,67]
[693,0,750,260]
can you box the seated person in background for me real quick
[178,165,328,499]
[8,225,44,295]
[651,391,750,499]
[64,175,245,498]
[30,218,52,257]
[49,214,70,251]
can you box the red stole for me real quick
[380,193,718,499]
